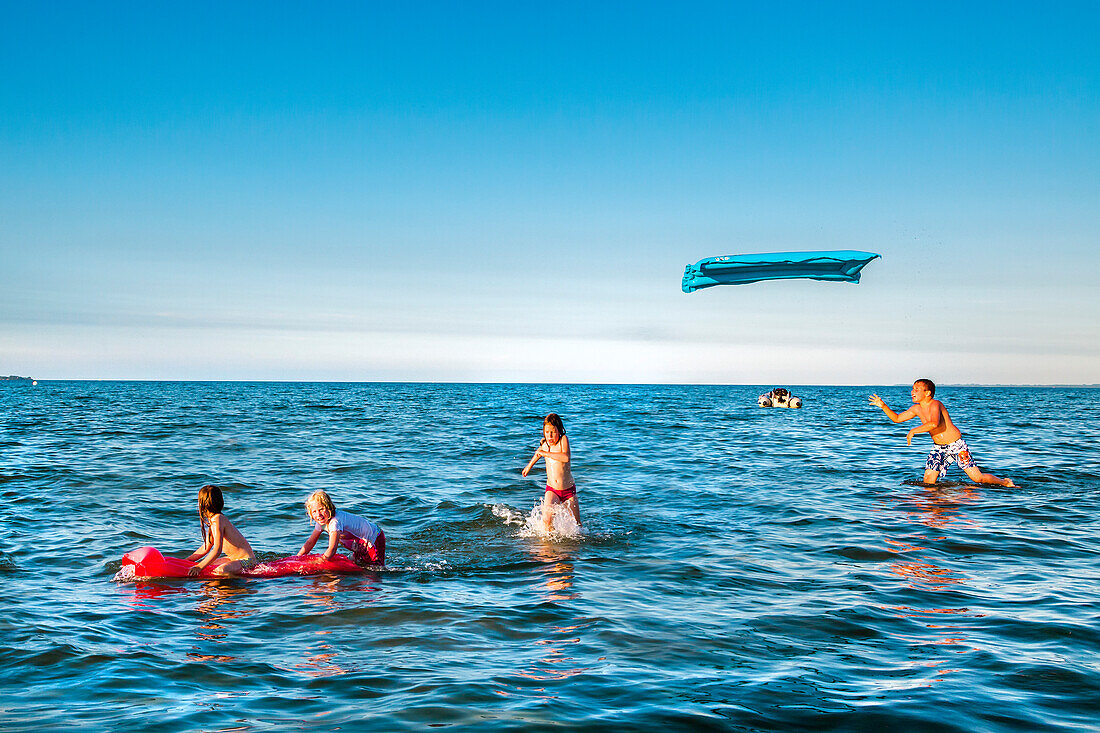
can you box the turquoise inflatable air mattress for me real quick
[682,250,880,293]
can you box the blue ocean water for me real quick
[1,382,1098,731]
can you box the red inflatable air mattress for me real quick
[118,546,365,580]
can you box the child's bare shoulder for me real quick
[912,401,934,418]
[211,513,235,529]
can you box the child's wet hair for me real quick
[543,413,566,436]
[197,484,225,544]
[915,379,936,397]
[305,489,337,521]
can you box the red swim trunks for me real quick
[545,485,577,501]
[342,530,386,566]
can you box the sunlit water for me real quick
[1,382,1098,731]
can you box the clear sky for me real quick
[2,2,1097,383]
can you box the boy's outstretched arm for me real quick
[906,421,938,446]
[869,394,916,423]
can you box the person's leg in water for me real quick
[542,490,562,531]
[565,496,581,527]
[953,441,1016,487]
[924,443,948,485]
[345,533,386,566]
[210,558,249,576]
[962,465,1016,487]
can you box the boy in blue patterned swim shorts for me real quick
[869,379,1016,487]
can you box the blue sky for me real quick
[2,2,1097,382]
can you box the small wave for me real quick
[901,478,973,488]
[328,465,366,474]
[417,559,452,572]
[831,545,895,562]
[490,503,528,525]
[217,438,248,452]
[380,558,453,573]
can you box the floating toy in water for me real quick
[115,546,365,581]
[758,388,802,408]
[682,250,880,292]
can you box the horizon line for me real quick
[5,379,1099,388]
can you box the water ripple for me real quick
[1,383,1098,730]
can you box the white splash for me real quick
[490,502,583,539]
[419,560,452,572]
[490,503,528,525]
[112,565,137,583]
[517,501,583,539]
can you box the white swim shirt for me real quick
[318,509,382,544]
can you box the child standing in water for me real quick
[296,490,386,566]
[186,484,257,576]
[870,379,1016,487]
[522,413,582,531]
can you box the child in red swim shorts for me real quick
[521,413,582,531]
[296,490,386,566]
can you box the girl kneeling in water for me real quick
[186,484,256,576]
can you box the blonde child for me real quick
[186,484,257,576]
[522,413,582,531]
[296,490,386,566]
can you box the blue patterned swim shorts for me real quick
[925,439,976,474]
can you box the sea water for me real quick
[1,382,1098,731]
